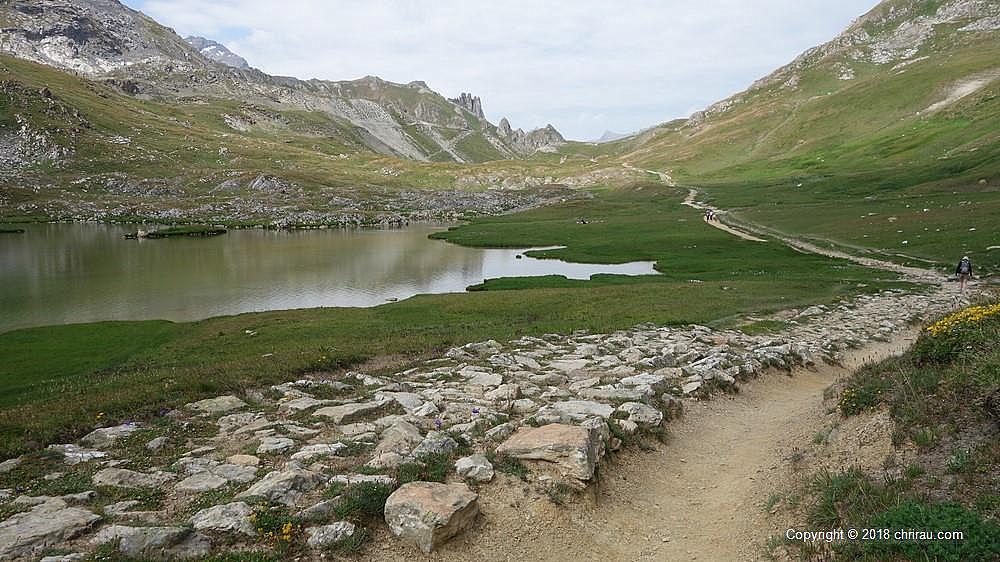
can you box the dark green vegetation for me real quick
[0,227,25,234]
[0,188,908,458]
[140,225,227,239]
[792,303,1000,561]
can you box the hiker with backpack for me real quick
[956,256,973,291]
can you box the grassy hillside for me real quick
[618,1,1000,272]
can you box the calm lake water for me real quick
[0,223,658,332]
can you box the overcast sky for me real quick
[123,0,878,140]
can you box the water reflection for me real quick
[0,223,658,332]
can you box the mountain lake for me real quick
[0,223,659,332]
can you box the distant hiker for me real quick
[956,255,973,291]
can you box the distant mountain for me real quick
[184,36,250,70]
[0,0,563,163]
[594,131,630,143]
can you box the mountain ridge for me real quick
[0,0,564,163]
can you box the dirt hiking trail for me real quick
[368,333,919,562]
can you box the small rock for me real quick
[45,444,107,465]
[314,400,390,424]
[186,395,247,415]
[226,454,260,467]
[409,431,459,460]
[306,521,356,548]
[40,553,86,562]
[257,436,295,455]
[616,402,664,428]
[384,482,479,554]
[81,423,139,449]
[295,498,341,522]
[0,458,21,473]
[455,454,494,482]
[145,436,170,451]
[291,443,347,462]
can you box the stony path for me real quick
[681,188,769,242]
[0,282,966,560]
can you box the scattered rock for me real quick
[191,502,255,537]
[290,443,347,462]
[145,436,170,451]
[305,521,356,547]
[92,468,175,489]
[90,525,211,560]
[0,501,101,559]
[46,444,107,465]
[496,423,603,481]
[384,482,479,553]
[257,436,295,455]
[236,467,327,506]
[455,454,494,482]
[80,423,139,449]
[186,395,247,415]
[0,458,21,473]
[314,400,390,424]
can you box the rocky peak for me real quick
[497,120,565,154]
[0,0,211,77]
[450,92,484,118]
[184,36,250,70]
[497,117,512,137]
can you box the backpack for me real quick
[959,260,971,274]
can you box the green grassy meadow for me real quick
[0,187,907,458]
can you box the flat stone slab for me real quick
[306,521,356,548]
[92,468,175,489]
[257,436,295,455]
[290,443,347,462]
[186,395,247,415]
[191,502,255,537]
[384,482,479,553]
[0,501,101,559]
[46,444,107,465]
[551,400,614,420]
[313,400,388,424]
[90,525,211,560]
[80,423,139,449]
[236,467,327,506]
[495,423,602,481]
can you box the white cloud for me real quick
[127,0,879,140]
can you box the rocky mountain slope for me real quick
[0,0,563,164]
[184,36,250,70]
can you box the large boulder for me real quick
[495,423,603,481]
[90,525,211,560]
[0,500,101,559]
[384,482,479,553]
